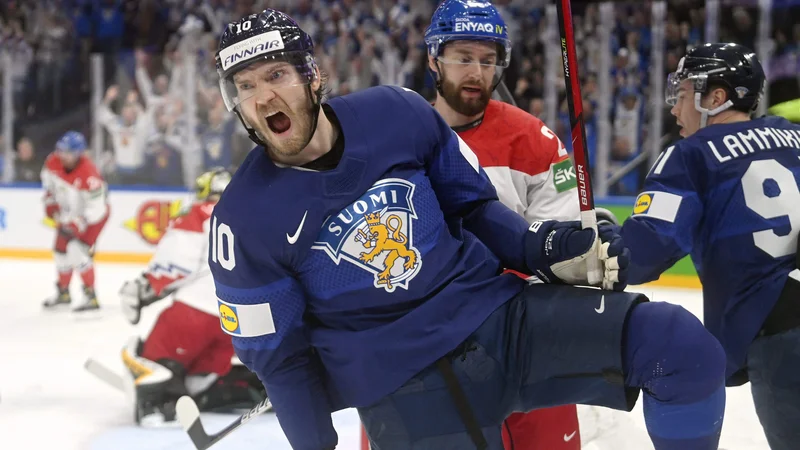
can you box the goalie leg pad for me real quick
[122,336,188,425]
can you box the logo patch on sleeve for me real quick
[552,159,577,193]
[218,300,276,337]
[632,191,682,223]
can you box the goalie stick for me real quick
[84,358,125,391]
[176,395,273,450]
[556,0,603,285]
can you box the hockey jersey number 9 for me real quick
[620,115,800,379]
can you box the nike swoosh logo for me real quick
[564,431,577,441]
[286,211,308,244]
[595,295,605,314]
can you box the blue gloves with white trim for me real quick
[524,219,629,291]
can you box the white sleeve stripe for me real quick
[653,146,675,175]
[217,298,276,337]
[455,133,480,173]
[632,191,682,223]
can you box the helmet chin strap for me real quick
[694,92,734,128]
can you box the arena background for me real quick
[1,0,800,290]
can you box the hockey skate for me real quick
[72,286,100,313]
[42,284,71,309]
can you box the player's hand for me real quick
[596,207,619,227]
[598,224,629,291]
[59,219,86,237]
[45,203,60,221]
[524,219,599,286]
[119,274,156,325]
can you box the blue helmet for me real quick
[56,131,87,154]
[424,0,512,68]
[216,9,315,80]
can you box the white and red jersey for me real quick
[455,100,580,223]
[144,201,217,315]
[41,153,109,227]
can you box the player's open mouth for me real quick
[462,86,482,96]
[266,111,292,135]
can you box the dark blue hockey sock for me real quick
[623,301,726,450]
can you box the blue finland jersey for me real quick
[208,86,531,449]
[620,116,800,380]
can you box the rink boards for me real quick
[0,184,700,289]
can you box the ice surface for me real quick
[0,260,769,449]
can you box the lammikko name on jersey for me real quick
[313,178,422,293]
[708,126,800,163]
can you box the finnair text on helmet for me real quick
[219,30,286,71]
[453,22,504,34]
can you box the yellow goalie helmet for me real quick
[195,167,232,200]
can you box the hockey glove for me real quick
[524,220,599,286]
[598,224,630,291]
[119,274,158,325]
[44,193,60,221]
[596,207,619,226]
[59,218,86,238]
[524,220,629,290]
[45,204,60,221]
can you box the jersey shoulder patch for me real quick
[631,190,683,223]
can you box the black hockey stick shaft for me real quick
[556,0,602,284]
[495,79,517,107]
[177,395,272,450]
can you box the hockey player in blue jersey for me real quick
[208,9,727,450]
[615,43,800,450]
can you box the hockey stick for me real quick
[176,395,273,450]
[494,79,517,107]
[556,0,603,285]
[84,358,125,391]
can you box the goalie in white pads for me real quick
[119,168,266,426]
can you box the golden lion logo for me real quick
[355,210,418,291]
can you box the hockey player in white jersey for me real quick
[41,131,109,312]
[119,168,266,426]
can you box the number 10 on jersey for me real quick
[211,216,236,271]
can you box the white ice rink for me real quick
[0,260,770,449]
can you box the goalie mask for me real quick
[666,43,765,129]
[195,167,232,201]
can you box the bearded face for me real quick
[433,41,500,117]
[233,60,319,158]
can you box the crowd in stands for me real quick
[1,0,798,194]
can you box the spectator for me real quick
[14,137,40,183]
[96,85,151,184]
